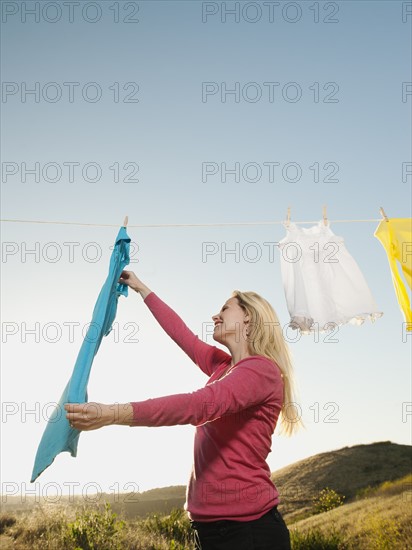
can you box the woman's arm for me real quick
[128,357,283,427]
[119,271,230,376]
[64,357,282,430]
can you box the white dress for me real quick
[278,220,383,334]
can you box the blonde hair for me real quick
[232,290,305,437]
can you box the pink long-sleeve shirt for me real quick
[129,292,284,522]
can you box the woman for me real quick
[65,271,304,549]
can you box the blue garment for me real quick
[31,226,131,482]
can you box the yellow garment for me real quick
[374,218,412,330]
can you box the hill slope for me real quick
[288,475,411,548]
[271,440,412,522]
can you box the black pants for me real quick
[190,506,291,550]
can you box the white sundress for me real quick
[278,220,383,334]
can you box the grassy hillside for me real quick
[1,474,411,549]
[272,440,412,522]
[1,440,410,549]
[288,474,412,549]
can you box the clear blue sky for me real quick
[1,0,411,502]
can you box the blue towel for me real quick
[31,226,131,482]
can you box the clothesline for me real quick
[0,217,385,228]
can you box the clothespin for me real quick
[379,207,389,223]
[123,215,129,227]
[322,205,328,226]
[285,206,291,227]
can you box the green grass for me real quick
[0,504,192,550]
[140,508,192,548]
[1,443,410,550]
[62,502,126,549]
[272,441,412,524]
[1,478,411,550]
[288,476,411,550]
[290,526,344,549]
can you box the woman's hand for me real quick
[64,402,135,429]
[64,402,113,431]
[119,270,152,299]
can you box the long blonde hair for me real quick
[232,290,305,437]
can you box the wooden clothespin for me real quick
[285,206,291,227]
[379,207,389,222]
[123,215,129,227]
[322,205,328,226]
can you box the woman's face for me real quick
[212,297,249,344]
